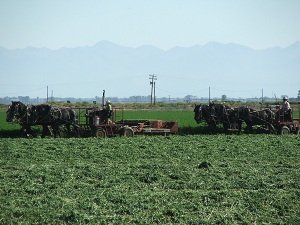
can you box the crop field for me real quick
[0,104,300,224]
[0,135,300,224]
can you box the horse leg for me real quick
[41,125,47,138]
[238,121,243,134]
[51,124,59,138]
[41,124,54,138]
[245,122,253,133]
[223,122,230,133]
[22,125,33,138]
[20,125,27,137]
[66,124,71,137]
[207,122,216,133]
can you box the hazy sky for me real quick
[0,0,299,99]
[1,0,300,50]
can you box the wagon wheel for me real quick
[95,128,106,138]
[280,126,290,135]
[121,127,134,137]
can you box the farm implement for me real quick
[5,101,178,138]
[194,103,300,135]
[5,100,298,138]
[73,107,178,138]
[272,108,300,135]
[117,119,178,135]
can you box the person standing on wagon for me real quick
[281,96,291,121]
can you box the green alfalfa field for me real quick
[0,105,300,224]
[1,136,300,224]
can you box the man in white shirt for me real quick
[104,100,112,123]
[281,96,291,121]
[281,96,291,112]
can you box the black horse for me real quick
[6,101,77,137]
[194,103,277,133]
[6,101,38,136]
[237,106,276,133]
[194,103,242,132]
[51,106,78,136]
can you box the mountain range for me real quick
[0,41,299,98]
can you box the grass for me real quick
[0,135,299,224]
[0,107,23,137]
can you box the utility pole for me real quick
[102,90,105,107]
[149,74,157,105]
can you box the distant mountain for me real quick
[0,41,299,98]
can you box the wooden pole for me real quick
[102,90,105,107]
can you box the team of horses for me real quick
[6,101,282,137]
[194,103,277,133]
[6,101,77,137]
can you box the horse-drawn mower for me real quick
[6,100,178,138]
[73,107,128,137]
[194,103,300,135]
[74,107,178,138]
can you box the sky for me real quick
[1,0,300,50]
[0,0,300,99]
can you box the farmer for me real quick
[281,96,291,112]
[104,100,113,123]
[280,96,292,121]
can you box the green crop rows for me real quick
[1,105,300,224]
[1,135,300,224]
